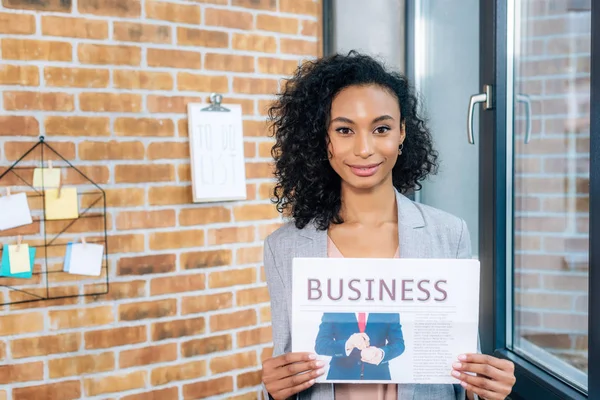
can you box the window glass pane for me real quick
[512,0,590,390]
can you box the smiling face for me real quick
[326,84,406,192]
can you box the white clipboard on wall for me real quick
[187,93,247,203]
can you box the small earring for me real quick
[398,143,404,155]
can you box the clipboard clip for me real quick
[201,93,230,112]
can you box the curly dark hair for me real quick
[268,50,438,230]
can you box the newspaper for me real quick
[291,257,480,384]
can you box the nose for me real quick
[354,131,374,159]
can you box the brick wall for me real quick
[0,0,322,398]
[513,0,590,372]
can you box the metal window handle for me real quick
[516,93,532,144]
[467,84,493,144]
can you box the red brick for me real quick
[246,162,274,178]
[0,362,43,384]
[118,254,176,276]
[45,116,109,136]
[260,306,271,323]
[10,333,80,359]
[183,376,233,399]
[180,250,232,271]
[237,286,270,306]
[0,65,39,86]
[49,352,114,378]
[115,164,174,183]
[258,57,298,75]
[181,334,231,358]
[121,387,180,400]
[181,292,233,315]
[210,351,256,373]
[1,38,71,61]
[150,274,205,295]
[280,0,319,15]
[234,77,279,94]
[281,38,318,55]
[149,230,204,250]
[49,306,114,330]
[119,343,177,368]
[113,70,173,90]
[84,280,146,303]
[236,246,263,264]
[209,267,256,289]
[79,0,141,17]
[42,16,108,39]
[148,48,200,69]
[114,117,175,137]
[237,370,262,389]
[210,309,257,332]
[177,72,228,92]
[232,0,275,9]
[78,44,141,66]
[234,204,278,221]
[45,67,109,88]
[233,33,277,52]
[237,326,272,347]
[180,207,231,226]
[0,116,39,136]
[104,188,145,207]
[151,317,206,341]
[208,226,254,245]
[79,140,145,161]
[80,92,142,112]
[84,326,147,349]
[12,380,80,400]
[147,1,201,24]
[148,95,202,113]
[3,91,74,111]
[0,12,35,34]
[301,19,319,36]
[114,22,171,44]
[148,142,189,160]
[204,53,254,72]
[177,27,228,47]
[256,14,299,34]
[84,370,146,396]
[149,185,192,205]
[3,0,71,12]
[117,210,175,230]
[119,299,177,321]
[151,361,206,387]
[205,8,253,30]
[0,312,44,335]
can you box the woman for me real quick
[261,51,516,400]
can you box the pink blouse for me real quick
[327,237,399,400]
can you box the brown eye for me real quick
[336,127,352,135]
[374,126,390,134]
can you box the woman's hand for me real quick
[262,352,325,400]
[451,354,516,400]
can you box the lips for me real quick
[348,162,382,177]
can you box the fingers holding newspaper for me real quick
[262,352,325,400]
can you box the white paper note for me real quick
[0,192,33,231]
[67,243,104,276]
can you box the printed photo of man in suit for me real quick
[314,312,405,381]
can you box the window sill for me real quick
[494,348,587,400]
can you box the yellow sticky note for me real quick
[9,244,30,274]
[45,188,79,220]
[33,168,61,188]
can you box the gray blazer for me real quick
[263,189,473,400]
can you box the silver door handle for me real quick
[516,93,532,144]
[467,84,493,144]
